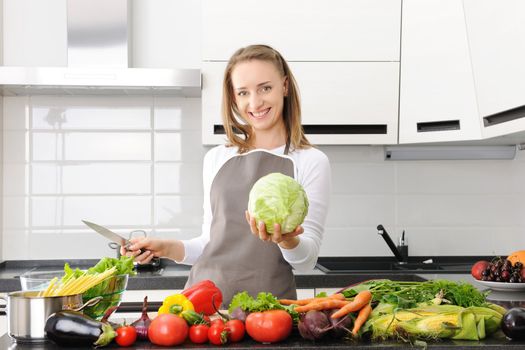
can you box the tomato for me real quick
[225,319,245,342]
[148,314,188,346]
[189,324,209,344]
[208,323,228,345]
[115,325,137,347]
[210,318,225,326]
[245,310,292,343]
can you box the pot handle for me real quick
[0,293,6,313]
[72,296,103,312]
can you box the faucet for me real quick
[377,224,408,263]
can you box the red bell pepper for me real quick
[181,280,223,316]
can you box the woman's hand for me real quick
[245,210,303,249]
[120,237,173,264]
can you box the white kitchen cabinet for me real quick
[0,315,6,337]
[314,288,340,295]
[297,289,315,300]
[464,0,525,140]
[202,61,399,145]
[121,289,180,303]
[399,0,481,144]
[202,0,401,62]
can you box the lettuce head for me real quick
[248,172,309,234]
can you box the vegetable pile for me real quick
[248,172,309,234]
[341,279,506,342]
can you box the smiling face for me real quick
[231,59,288,147]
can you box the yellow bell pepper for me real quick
[158,294,194,316]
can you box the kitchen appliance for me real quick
[0,291,101,343]
[0,0,200,97]
[82,220,161,269]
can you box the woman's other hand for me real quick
[245,210,302,249]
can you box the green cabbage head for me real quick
[248,172,309,234]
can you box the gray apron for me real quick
[185,148,297,306]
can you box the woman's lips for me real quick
[249,108,271,119]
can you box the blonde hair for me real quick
[221,44,311,153]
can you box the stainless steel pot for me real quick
[0,291,101,343]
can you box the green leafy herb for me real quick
[228,292,299,322]
[342,279,489,309]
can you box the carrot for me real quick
[330,290,372,319]
[294,299,349,313]
[279,293,345,306]
[351,303,373,336]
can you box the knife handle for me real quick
[122,241,146,254]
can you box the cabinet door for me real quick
[202,62,399,145]
[0,315,6,337]
[399,0,481,144]
[203,0,401,62]
[464,0,525,139]
[121,290,180,303]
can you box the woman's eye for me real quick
[260,86,272,93]
[237,91,247,97]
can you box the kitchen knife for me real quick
[82,220,140,252]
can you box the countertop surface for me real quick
[1,331,525,349]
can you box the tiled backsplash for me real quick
[2,96,525,260]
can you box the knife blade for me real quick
[82,220,132,250]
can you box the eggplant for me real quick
[502,307,525,340]
[45,310,116,347]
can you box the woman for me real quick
[123,45,331,305]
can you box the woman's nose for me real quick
[249,93,263,109]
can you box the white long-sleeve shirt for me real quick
[178,144,331,271]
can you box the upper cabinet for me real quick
[202,0,401,62]
[399,0,481,144]
[202,0,402,145]
[463,0,525,140]
[203,61,399,145]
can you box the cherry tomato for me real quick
[115,325,137,347]
[148,314,188,346]
[225,319,245,342]
[189,324,209,344]
[208,323,228,345]
[245,310,292,343]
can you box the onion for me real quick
[131,296,152,339]
[230,307,249,322]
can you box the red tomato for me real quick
[115,325,137,347]
[208,323,228,345]
[189,324,209,344]
[210,318,225,326]
[225,319,245,342]
[148,314,188,346]
[245,310,292,343]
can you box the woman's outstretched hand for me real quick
[245,210,302,249]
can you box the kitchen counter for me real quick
[2,258,525,310]
[1,330,525,349]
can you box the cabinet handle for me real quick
[214,124,387,135]
[417,120,460,132]
[483,104,525,127]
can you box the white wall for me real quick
[2,0,525,260]
[1,0,4,262]
[3,94,525,260]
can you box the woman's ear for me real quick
[283,76,289,96]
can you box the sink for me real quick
[316,257,473,274]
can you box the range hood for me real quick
[0,0,201,97]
